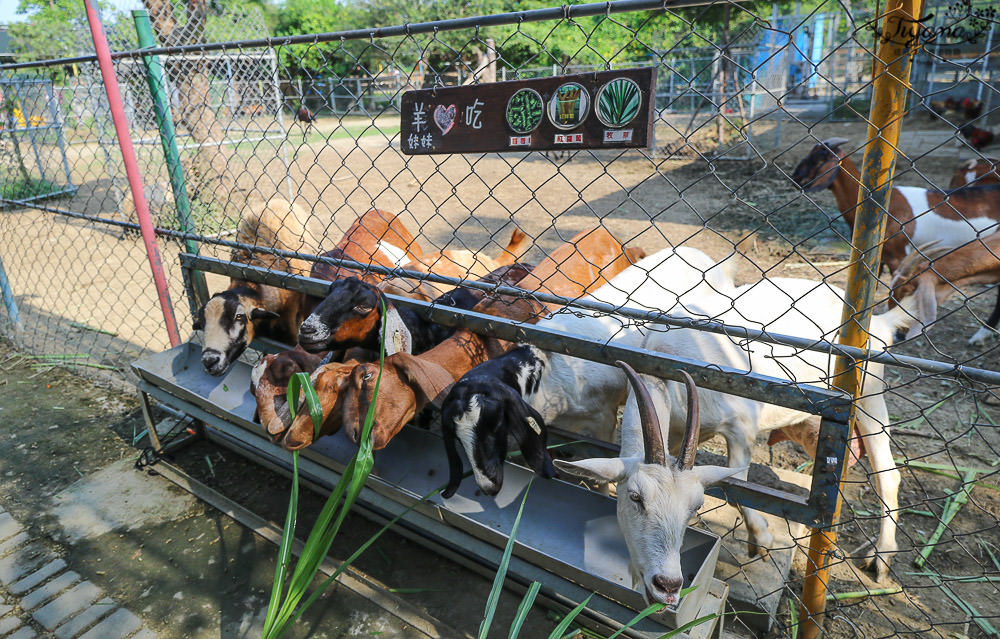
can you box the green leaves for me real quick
[262,296,389,639]
[479,479,533,639]
[598,79,641,127]
[286,371,323,440]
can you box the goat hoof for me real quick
[968,326,996,346]
[858,550,892,583]
[747,543,771,560]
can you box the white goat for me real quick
[557,277,916,603]
[440,246,736,495]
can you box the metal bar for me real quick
[0,124,63,134]
[44,81,75,190]
[178,253,1000,387]
[2,0,735,71]
[132,9,209,314]
[82,0,181,348]
[800,0,925,635]
[137,388,163,452]
[0,248,22,330]
[178,258,853,420]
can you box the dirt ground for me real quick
[2,109,1000,638]
[0,338,570,638]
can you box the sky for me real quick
[0,0,143,25]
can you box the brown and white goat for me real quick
[308,208,424,296]
[889,235,1000,344]
[513,226,645,312]
[949,157,1000,189]
[194,198,314,376]
[386,228,532,299]
[340,226,644,450]
[792,138,1000,274]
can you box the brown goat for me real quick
[888,235,1000,344]
[195,198,315,376]
[949,158,1000,189]
[390,228,532,297]
[340,226,643,450]
[309,208,425,291]
[280,264,535,450]
[341,295,549,450]
[251,345,331,440]
[792,138,1000,274]
[515,226,644,311]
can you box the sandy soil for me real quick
[2,109,1000,638]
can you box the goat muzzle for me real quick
[615,361,665,466]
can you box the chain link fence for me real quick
[2,0,1000,637]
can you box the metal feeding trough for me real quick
[133,343,729,638]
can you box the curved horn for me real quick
[890,241,950,287]
[616,361,665,466]
[673,371,701,471]
[820,137,850,150]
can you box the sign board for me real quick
[399,68,656,155]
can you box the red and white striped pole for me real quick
[82,0,181,347]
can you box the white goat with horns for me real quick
[558,277,912,598]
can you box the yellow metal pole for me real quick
[799,0,924,637]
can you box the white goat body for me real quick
[522,246,736,441]
[558,276,911,600]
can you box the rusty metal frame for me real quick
[181,252,854,530]
[799,0,927,635]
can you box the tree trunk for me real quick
[142,0,243,219]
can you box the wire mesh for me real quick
[1,0,1000,637]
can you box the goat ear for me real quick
[691,464,745,486]
[554,457,630,484]
[505,395,555,479]
[250,308,281,321]
[439,402,465,499]
[393,353,456,407]
[914,283,938,330]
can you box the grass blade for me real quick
[508,581,542,639]
[545,594,593,639]
[287,371,324,439]
[605,602,666,639]
[265,297,388,638]
[262,451,299,634]
[658,613,719,638]
[479,479,534,639]
[289,482,450,628]
[914,469,977,568]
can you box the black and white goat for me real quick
[440,345,555,497]
[438,246,736,498]
[297,276,482,357]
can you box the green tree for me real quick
[8,0,115,64]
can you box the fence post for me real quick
[132,9,209,317]
[799,0,924,636]
[0,249,21,330]
[83,0,181,348]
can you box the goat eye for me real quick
[628,491,643,506]
[363,371,373,381]
[354,304,372,314]
[235,313,246,322]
